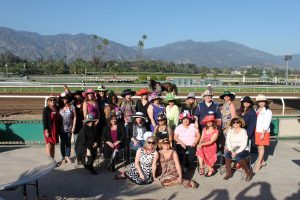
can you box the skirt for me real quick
[255,132,270,146]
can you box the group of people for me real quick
[42,85,273,186]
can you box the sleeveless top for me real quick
[152,103,165,123]
[155,126,169,140]
[87,101,99,119]
[221,102,232,135]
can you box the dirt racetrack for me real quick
[0,92,299,120]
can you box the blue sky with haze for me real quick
[0,0,299,55]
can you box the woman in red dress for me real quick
[196,115,219,177]
[43,94,61,159]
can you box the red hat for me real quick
[136,88,150,96]
[202,115,216,124]
[179,111,194,120]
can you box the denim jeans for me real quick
[129,140,145,151]
[60,131,71,158]
[224,150,249,162]
[176,144,196,169]
[73,134,78,156]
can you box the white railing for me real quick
[0,95,299,115]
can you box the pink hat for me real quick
[83,89,95,98]
[179,111,194,120]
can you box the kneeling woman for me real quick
[223,117,254,181]
[115,136,159,185]
[102,113,125,171]
[153,138,198,188]
[75,114,99,175]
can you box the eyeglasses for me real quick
[147,141,156,145]
[233,122,240,125]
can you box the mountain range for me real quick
[0,26,299,68]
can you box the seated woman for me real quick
[154,113,173,149]
[75,114,99,175]
[223,117,254,182]
[102,113,125,171]
[196,115,219,177]
[174,111,200,172]
[115,136,159,185]
[153,138,199,188]
[128,112,149,150]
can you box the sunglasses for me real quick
[148,141,156,145]
[158,119,165,122]
[233,121,241,125]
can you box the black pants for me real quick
[176,144,196,169]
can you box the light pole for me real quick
[284,55,292,85]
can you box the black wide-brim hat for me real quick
[121,89,136,97]
[220,91,235,100]
[240,96,253,104]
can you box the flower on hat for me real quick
[149,92,162,102]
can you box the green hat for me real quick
[163,93,177,104]
[220,91,235,100]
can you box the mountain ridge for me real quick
[0,26,299,67]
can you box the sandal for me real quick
[115,174,126,180]
[183,180,199,189]
[205,169,216,177]
[198,167,205,175]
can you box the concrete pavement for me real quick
[0,140,300,200]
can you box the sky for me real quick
[0,0,299,55]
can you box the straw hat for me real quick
[202,90,213,98]
[230,117,246,128]
[220,91,235,100]
[255,94,273,105]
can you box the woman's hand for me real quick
[232,152,237,158]
[92,142,97,148]
[133,140,139,147]
[260,131,266,140]
[45,130,50,137]
[139,173,145,180]
[180,142,186,149]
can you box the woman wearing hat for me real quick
[220,91,237,137]
[154,113,173,149]
[59,92,77,163]
[120,89,136,125]
[196,115,219,177]
[164,93,180,130]
[239,96,257,151]
[128,112,149,151]
[43,94,62,160]
[254,94,272,172]
[152,138,199,188]
[75,114,99,175]
[135,88,151,130]
[223,117,253,181]
[147,92,165,132]
[174,112,200,173]
[83,89,99,126]
[180,92,198,118]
